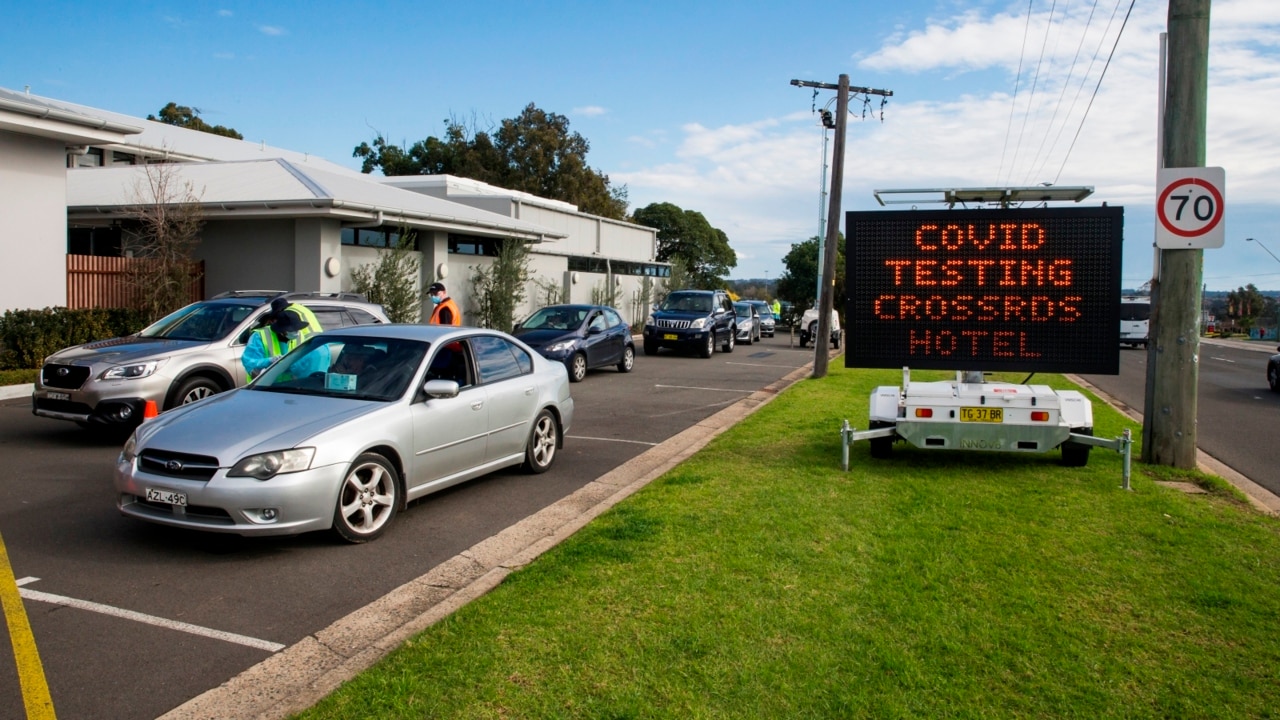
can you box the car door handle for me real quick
[471,401,484,411]
[524,386,535,396]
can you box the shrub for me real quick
[0,307,151,369]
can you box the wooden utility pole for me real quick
[790,76,893,378]
[1144,0,1211,467]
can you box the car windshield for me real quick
[751,303,774,319]
[251,336,429,402]
[661,293,712,313]
[1120,302,1150,321]
[521,306,586,331]
[138,302,259,341]
[734,302,754,319]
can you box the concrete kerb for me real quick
[160,353,831,720]
[0,383,33,401]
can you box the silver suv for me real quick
[32,291,388,430]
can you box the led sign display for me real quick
[845,207,1122,374]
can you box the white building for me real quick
[0,86,667,325]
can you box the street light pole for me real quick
[1246,237,1280,265]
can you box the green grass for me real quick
[297,366,1280,719]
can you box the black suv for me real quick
[642,289,737,358]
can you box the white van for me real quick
[1120,296,1150,347]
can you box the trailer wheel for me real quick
[869,420,894,459]
[1060,427,1093,467]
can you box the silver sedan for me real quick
[114,325,574,543]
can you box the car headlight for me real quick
[545,340,575,353]
[228,448,316,480]
[645,314,655,326]
[689,318,708,330]
[120,434,138,463]
[101,360,165,381]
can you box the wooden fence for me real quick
[66,255,204,310]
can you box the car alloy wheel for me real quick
[618,345,635,373]
[701,331,715,358]
[174,376,220,408]
[569,352,588,382]
[722,328,735,353]
[524,409,559,473]
[333,453,400,543]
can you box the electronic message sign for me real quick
[845,207,1122,374]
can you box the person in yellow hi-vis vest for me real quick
[243,300,323,381]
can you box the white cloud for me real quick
[573,105,607,117]
[218,9,233,18]
[258,25,287,36]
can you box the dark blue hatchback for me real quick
[513,304,635,382]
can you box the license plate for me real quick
[663,334,678,341]
[960,407,1003,423]
[47,391,70,401]
[146,488,188,506]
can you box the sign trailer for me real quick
[839,205,1133,477]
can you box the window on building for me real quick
[447,233,501,256]
[340,226,419,250]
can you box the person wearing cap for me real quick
[243,309,322,381]
[261,297,323,336]
[427,282,462,326]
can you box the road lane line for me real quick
[566,435,659,446]
[654,384,753,393]
[1209,356,1236,363]
[0,532,57,719]
[15,580,284,653]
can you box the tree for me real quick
[1226,283,1271,331]
[349,229,422,323]
[468,239,531,331]
[775,235,845,314]
[353,104,628,219]
[632,202,736,289]
[123,163,205,322]
[147,103,243,140]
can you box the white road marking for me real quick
[14,577,284,653]
[726,361,805,369]
[1209,356,1236,363]
[567,435,659,446]
[654,384,753,393]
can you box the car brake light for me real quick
[914,408,933,418]
[1031,411,1049,421]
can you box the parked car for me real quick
[799,307,841,349]
[114,324,573,543]
[642,289,737,358]
[1268,345,1280,392]
[512,304,635,382]
[1120,295,1150,347]
[746,300,776,337]
[33,291,388,432]
[735,302,762,345]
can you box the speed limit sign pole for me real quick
[1145,0,1211,470]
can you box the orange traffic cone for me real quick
[142,400,159,421]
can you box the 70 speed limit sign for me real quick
[1156,166,1225,249]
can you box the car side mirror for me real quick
[423,379,460,399]
[587,326,603,335]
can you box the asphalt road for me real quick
[0,332,818,720]
[1080,339,1280,496]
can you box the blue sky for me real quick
[5,0,1279,291]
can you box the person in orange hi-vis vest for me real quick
[427,282,461,326]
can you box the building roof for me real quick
[67,159,568,242]
[0,87,142,145]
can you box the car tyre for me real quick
[171,376,222,409]
[700,332,715,358]
[569,352,588,383]
[832,332,841,350]
[1060,428,1093,467]
[722,327,735,353]
[644,339,659,356]
[1269,362,1280,392]
[618,345,635,373]
[524,408,559,473]
[333,453,400,543]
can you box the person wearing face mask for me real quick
[243,309,321,380]
[427,282,462,326]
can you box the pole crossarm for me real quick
[790,78,894,97]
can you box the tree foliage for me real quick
[468,239,531,331]
[775,235,845,313]
[148,102,244,140]
[631,202,736,290]
[1225,283,1275,329]
[349,230,422,323]
[353,105,628,219]
[123,163,205,322]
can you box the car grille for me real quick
[42,364,90,389]
[33,398,94,415]
[130,496,234,524]
[139,449,221,481]
[656,319,692,329]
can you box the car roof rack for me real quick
[211,289,291,299]
[280,291,370,303]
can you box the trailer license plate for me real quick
[960,407,1002,423]
[663,334,678,341]
[146,488,187,506]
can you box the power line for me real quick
[996,0,1036,184]
[1023,0,1099,185]
[1005,0,1059,185]
[1053,0,1136,185]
